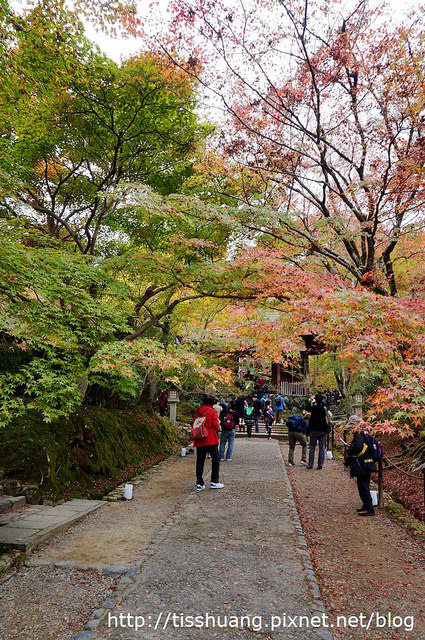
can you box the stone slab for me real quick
[0,496,26,515]
[8,518,65,529]
[0,499,103,552]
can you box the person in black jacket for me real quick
[345,418,376,516]
[306,394,328,469]
[252,395,262,432]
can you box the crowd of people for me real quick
[158,386,373,518]
[190,391,335,488]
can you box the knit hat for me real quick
[346,415,365,431]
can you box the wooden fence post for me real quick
[378,459,384,508]
[423,469,425,515]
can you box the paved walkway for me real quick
[73,439,334,640]
[0,500,103,552]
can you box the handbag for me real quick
[190,415,209,441]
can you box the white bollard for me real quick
[123,483,133,500]
[326,450,333,460]
[181,447,187,456]
[370,490,378,506]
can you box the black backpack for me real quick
[364,432,384,462]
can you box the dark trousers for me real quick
[246,421,254,438]
[196,445,220,486]
[308,431,326,468]
[357,472,373,511]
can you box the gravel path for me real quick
[28,457,195,571]
[0,565,114,639]
[1,438,424,640]
[78,439,332,639]
[0,456,196,639]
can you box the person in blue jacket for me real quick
[286,413,308,466]
[274,393,286,424]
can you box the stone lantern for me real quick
[353,393,364,417]
[168,384,180,425]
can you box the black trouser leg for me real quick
[357,473,373,511]
[247,423,252,438]
[210,445,220,483]
[196,447,208,486]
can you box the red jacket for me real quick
[191,405,220,447]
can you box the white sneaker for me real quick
[210,482,224,489]
[196,484,205,491]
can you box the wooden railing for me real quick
[280,381,309,397]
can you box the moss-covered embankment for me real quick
[0,408,189,501]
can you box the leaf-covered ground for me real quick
[282,443,425,640]
[378,436,424,521]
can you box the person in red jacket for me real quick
[192,395,224,491]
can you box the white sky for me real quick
[84,0,422,63]
[10,0,422,62]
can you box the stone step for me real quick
[239,421,288,434]
[0,499,104,553]
[0,496,26,516]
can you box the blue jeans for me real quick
[220,429,235,460]
[308,431,326,468]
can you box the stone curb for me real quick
[277,445,335,640]
[0,496,26,514]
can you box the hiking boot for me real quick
[358,510,375,516]
[300,461,307,465]
[306,465,313,469]
[210,482,224,489]
[196,484,205,491]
